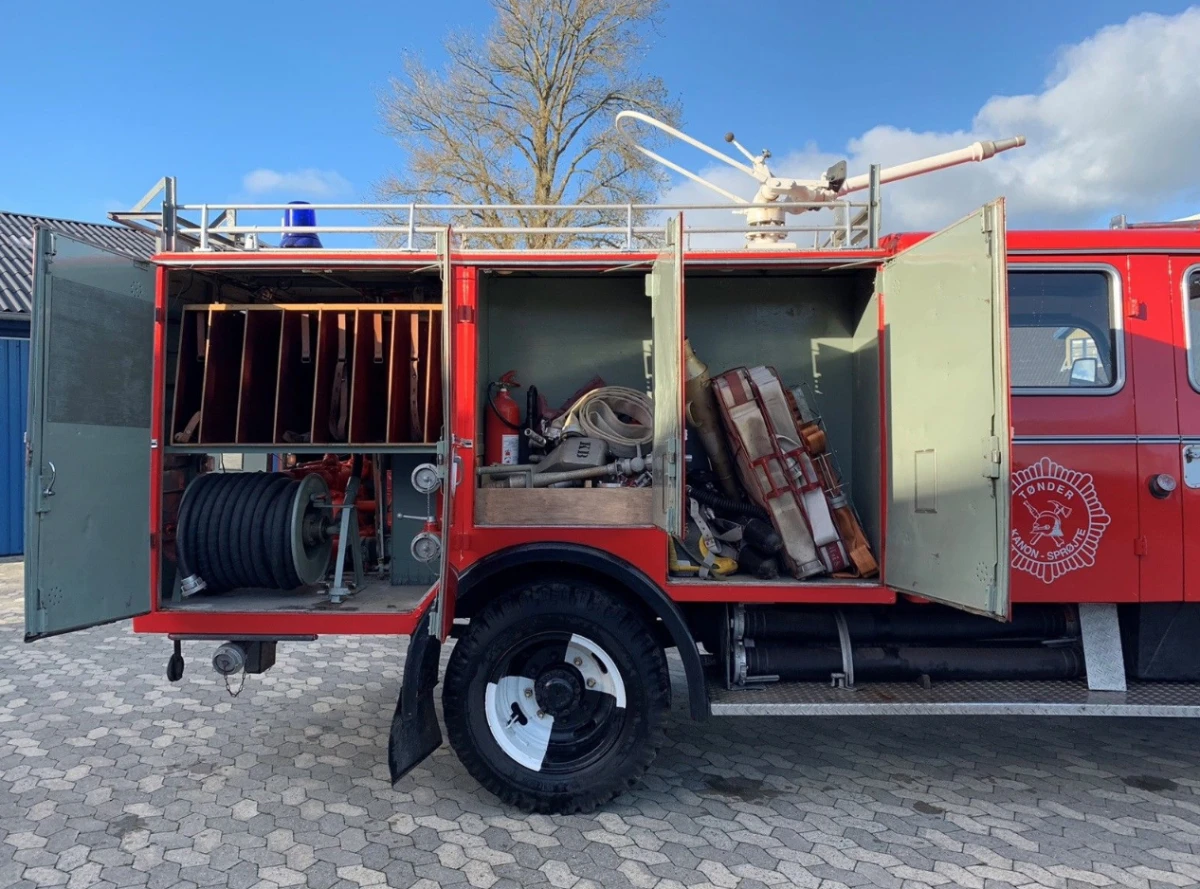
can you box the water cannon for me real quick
[280,200,323,249]
[614,110,1025,246]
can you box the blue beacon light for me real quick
[280,200,323,248]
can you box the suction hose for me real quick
[688,485,769,521]
[176,472,334,595]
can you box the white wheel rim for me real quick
[484,633,627,773]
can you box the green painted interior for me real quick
[478,268,882,556]
[478,272,652,418]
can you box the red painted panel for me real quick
[1170,258,1200,601]
[132,600,430,636]
[150,267,167,610]
[1009,444,1138,603]
[1175,258,1200,436]
[1127,256,1177,436]
[1137,444,1184,601]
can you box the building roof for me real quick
[0,212,156,315]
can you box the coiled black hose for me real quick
[688,486,768,520]
[177,472,315,593]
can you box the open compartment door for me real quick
[428,228,457,640]
[881,200,1011,618]
[25,229,156,640]
[648,214,685,537]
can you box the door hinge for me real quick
[664,436,679,483]
[23,432,31,467]
[1134,535,1148,556]
[982,436,1002,479]
[1125,293,1144,318]
[645,274,660,299]
[457,305,475,323]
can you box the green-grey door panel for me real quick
[648,215,684,537]
[882,200,1011,618]
[25,229,156,640]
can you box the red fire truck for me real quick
[22,128,1200,814]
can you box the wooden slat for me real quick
[235,309,283,443]
[386,310,412,443]
[311,310,355,445]
[197,308,245,444]
[349,309,392,444]
[274,309,318,444]
[475,487,654,527]
[170,308,206,443]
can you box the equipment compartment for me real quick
[677,268,882,583]
[472,263,881,582]
[474,270,655,526]
[157,266,446,614]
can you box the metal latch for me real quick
[1184,444,1200,489]
[982,436,1002,479]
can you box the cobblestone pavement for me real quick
[5,563,1200,889]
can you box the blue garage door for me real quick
[0,338,29,556]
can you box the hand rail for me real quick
[109,179,880,253]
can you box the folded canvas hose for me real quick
[787,386,878,577]
[557,386,653,458]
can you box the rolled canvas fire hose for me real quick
[555,386,653,457]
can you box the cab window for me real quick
[1009,269,1119,392]
[1186,269,1200,391]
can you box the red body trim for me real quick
[133,225,1200,636]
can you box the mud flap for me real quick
[388,609,443,783]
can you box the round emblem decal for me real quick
[1011,456,1110,584]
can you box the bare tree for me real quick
[378,0,680,248]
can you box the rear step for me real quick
[708,678,1200,717]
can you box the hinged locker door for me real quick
[428,228,457,640]
[25,229,156,640]
[647,214,685,537]
[881,200,1012,618]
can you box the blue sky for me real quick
[1,0,1197,230]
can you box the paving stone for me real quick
[3,564,1200,889]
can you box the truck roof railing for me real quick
[108,175,882,254]
[1109,213,1200,231]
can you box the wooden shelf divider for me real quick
[171,303,443,449]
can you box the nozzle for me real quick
[181,574,207,597]
[979,136,1026,158]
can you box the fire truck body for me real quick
[23,183,1200,813]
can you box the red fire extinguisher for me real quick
[486,371,522,466]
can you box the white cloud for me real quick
[242,168,352,199]
[663,8,1200,245]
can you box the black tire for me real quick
[443,580,670,814]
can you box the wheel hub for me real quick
[535,665,583,717]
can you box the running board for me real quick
[708,679,1200,717]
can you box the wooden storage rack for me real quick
[170,303,443,448]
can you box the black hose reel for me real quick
[176,472,335,595]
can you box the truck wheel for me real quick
[443,581,670,814]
